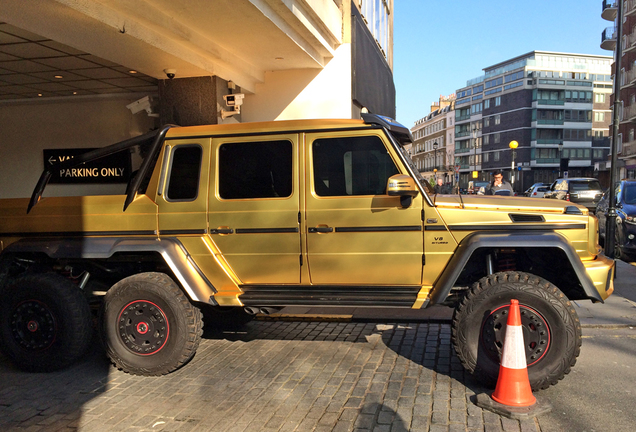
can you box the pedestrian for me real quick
[434,178,451,194]
[484,171,514,196]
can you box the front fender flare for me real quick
[429,231,602,305]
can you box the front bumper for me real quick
[583,254,615,301]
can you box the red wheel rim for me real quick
[480,303,551,366]
[117,300,169,355]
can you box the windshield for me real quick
[395,145,434,194]
[570,180,601,192]
[623,183,636,204]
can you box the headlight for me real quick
[626,215,636,224]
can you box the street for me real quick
[0,261,634,432]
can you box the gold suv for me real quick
[0,114,614,390]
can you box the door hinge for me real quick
[422,254,426,266]
[421,209,425,221]
[298,211,301,224]
[300,254,303,266]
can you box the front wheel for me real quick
[451,271,581,391]
[101,273,203,376]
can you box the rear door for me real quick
[207,135,301,284]
[304,131,424,285]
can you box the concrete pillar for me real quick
[158,76,234,126]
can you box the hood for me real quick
[431,194,588,215]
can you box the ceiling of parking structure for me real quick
[0,23,158,101]
[0,0,343,95]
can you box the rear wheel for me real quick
[451,271,581,391]
[101,272,203,376]
[0,273,93,372]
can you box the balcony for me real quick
[627,0,636,17]
[602,0,618,21]
[537,99,565,106]
[623,103,636,122]
[537,119,565,125]
[601,26,617,50]
[622,67,636,88]
[455,147,471,154]
[621,141,636,156]
[455,131,471,138]
[537,139,563,145]
[624,30,636,53]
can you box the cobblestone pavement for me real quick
[0,321,541,432]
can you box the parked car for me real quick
[524,183,550,197]
[543,178,603,211]
[527,185,550,198]
[468,180,490,195]
[596,180,636,260]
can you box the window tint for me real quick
[218,140,292,199]
[569,180,601,192]
[166,145,202,201]
[312,136,399,196]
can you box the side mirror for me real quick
[387,174,419,208]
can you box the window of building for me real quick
[484,117,490,127]
[360,0,391,59]
[219,140,293,199]
[484,99,490,109]
[594,112,606,122]
[495,96,501,106]
[166,145,202,201]
[494,133,501,143]
[484,135,490,144]
[494,151,500,161]
[495,115,501,125]
[312,135,398,196]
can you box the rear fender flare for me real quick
[2,237,216,304]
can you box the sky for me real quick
[393,0,612,128]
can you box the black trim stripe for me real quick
[447,224,586,231]
[334,225,422,233]
[0,230,157,237]
[159,229,207,236]
[235,228,299,234]
[425,226,447,231]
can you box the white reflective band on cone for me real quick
[500,325,527,369]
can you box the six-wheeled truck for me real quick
[0,115,614,390]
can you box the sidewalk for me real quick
[264,260,636,327]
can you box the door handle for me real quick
[308,226,333,233]
[210,228,234,234]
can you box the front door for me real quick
[305,132,424,285]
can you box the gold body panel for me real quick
[0,118,613,308]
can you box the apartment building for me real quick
[602,0,636,179]
[455,51,612,192]
[411,95,456,186]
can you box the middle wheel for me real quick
[101,272,203,376]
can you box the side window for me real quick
[218,140,292,199]
[312,136,399,196]
[166,145,202,201]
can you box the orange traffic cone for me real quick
[475,299,552,419]
[491,299,536,407]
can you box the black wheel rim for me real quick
[117,300,169,355]
[10,300,57,351]
[480,303,551,366]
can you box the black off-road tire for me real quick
[0,273,93,372]
[101,272,203,376]
[451,271,581,391]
